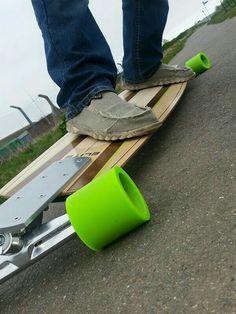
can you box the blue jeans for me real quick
[31,0,169,119]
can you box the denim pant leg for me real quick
[122,0,169,84]
[31,0,117,119]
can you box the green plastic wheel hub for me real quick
[185,52,212,75]
[66,166,150,251]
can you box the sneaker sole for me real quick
[122,73,196,91]
[67,121,162,141]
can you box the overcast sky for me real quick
[0,0,221,139]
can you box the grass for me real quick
[163,39,187,64]
[162,22,206,64]
[209,3,236,25]
[0,126,64,204]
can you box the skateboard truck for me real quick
[0,156,152,284]
[0,156,90,284]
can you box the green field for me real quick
[210,6,236,24]
[209,1,236,24]
[162,23,205,64]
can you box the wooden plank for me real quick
[154,82,187,122]
[119,90,134,101]
[1,86,166,198]
[94,136,149,178]
[129,86,164,108]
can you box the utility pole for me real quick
[202,0,211,16]
[10,105,33,125]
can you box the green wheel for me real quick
[66,166,150,251]
[185,52,212,75]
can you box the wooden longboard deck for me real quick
[0,83,187,198]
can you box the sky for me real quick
[0,0,221,140]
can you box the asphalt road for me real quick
[1,18,236,314]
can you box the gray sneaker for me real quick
[66,92,161,141]
[121,64,195,91]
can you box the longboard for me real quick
[0,82,187,199]
[0,82,187,284]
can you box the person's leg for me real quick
[31,0,117,119]
[121,0,195,90]
[31,0,161,141]
[122,0,169,83]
